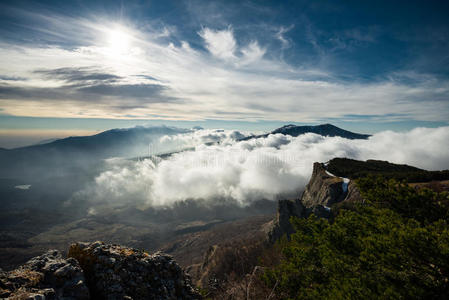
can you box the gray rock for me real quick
[268,198,305,242]
[301,163,346,208]
[68,241,201,300]
[344,180,364,204]
[0,250,89,299]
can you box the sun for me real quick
[105,26,133,57]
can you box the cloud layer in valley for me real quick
[77,126,449,210]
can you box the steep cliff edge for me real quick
[269,161,363,242]
[301,162,347,208]
[268,199,306,243]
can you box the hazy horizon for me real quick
[2,120,449,149]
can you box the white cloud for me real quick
[154,128,247,154]
[79,127,449,209]
[198,27,236,60]
[276,25,294,49]
[241,41,266,64]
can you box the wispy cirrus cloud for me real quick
[275,25,294,49]
[0,3,448,124]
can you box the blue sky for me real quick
[0,0,448,147]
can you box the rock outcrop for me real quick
[0,250,90,299]
[268,198,305,243]
[1,242,201,300]
[343,181,364,204]
[269,161,363,242]
[301,163,347,208]
[68,241,200,300]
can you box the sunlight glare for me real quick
[106,26,133,57]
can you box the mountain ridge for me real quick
[4,123,368,151]
[239,123,371,140]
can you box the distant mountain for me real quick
[240,123,371,140]
[0,126,190,179]
[13,125,190,154]
[0,124,369,179]
[33,138,61,145]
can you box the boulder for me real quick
[68,241,201,300]
[0,250,89,299]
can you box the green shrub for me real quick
[263,176,449,299]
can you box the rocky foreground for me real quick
[0,241,201,300]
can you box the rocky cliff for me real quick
[268,199,306,243]
[1,241,201,300]
[301,162,348,208]
[269,161,363,242]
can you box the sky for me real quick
[0,0,448,148]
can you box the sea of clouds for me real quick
[76,126,449,209]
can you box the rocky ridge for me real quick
[1,242,201,300]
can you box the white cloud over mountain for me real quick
[78,127,449,209]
